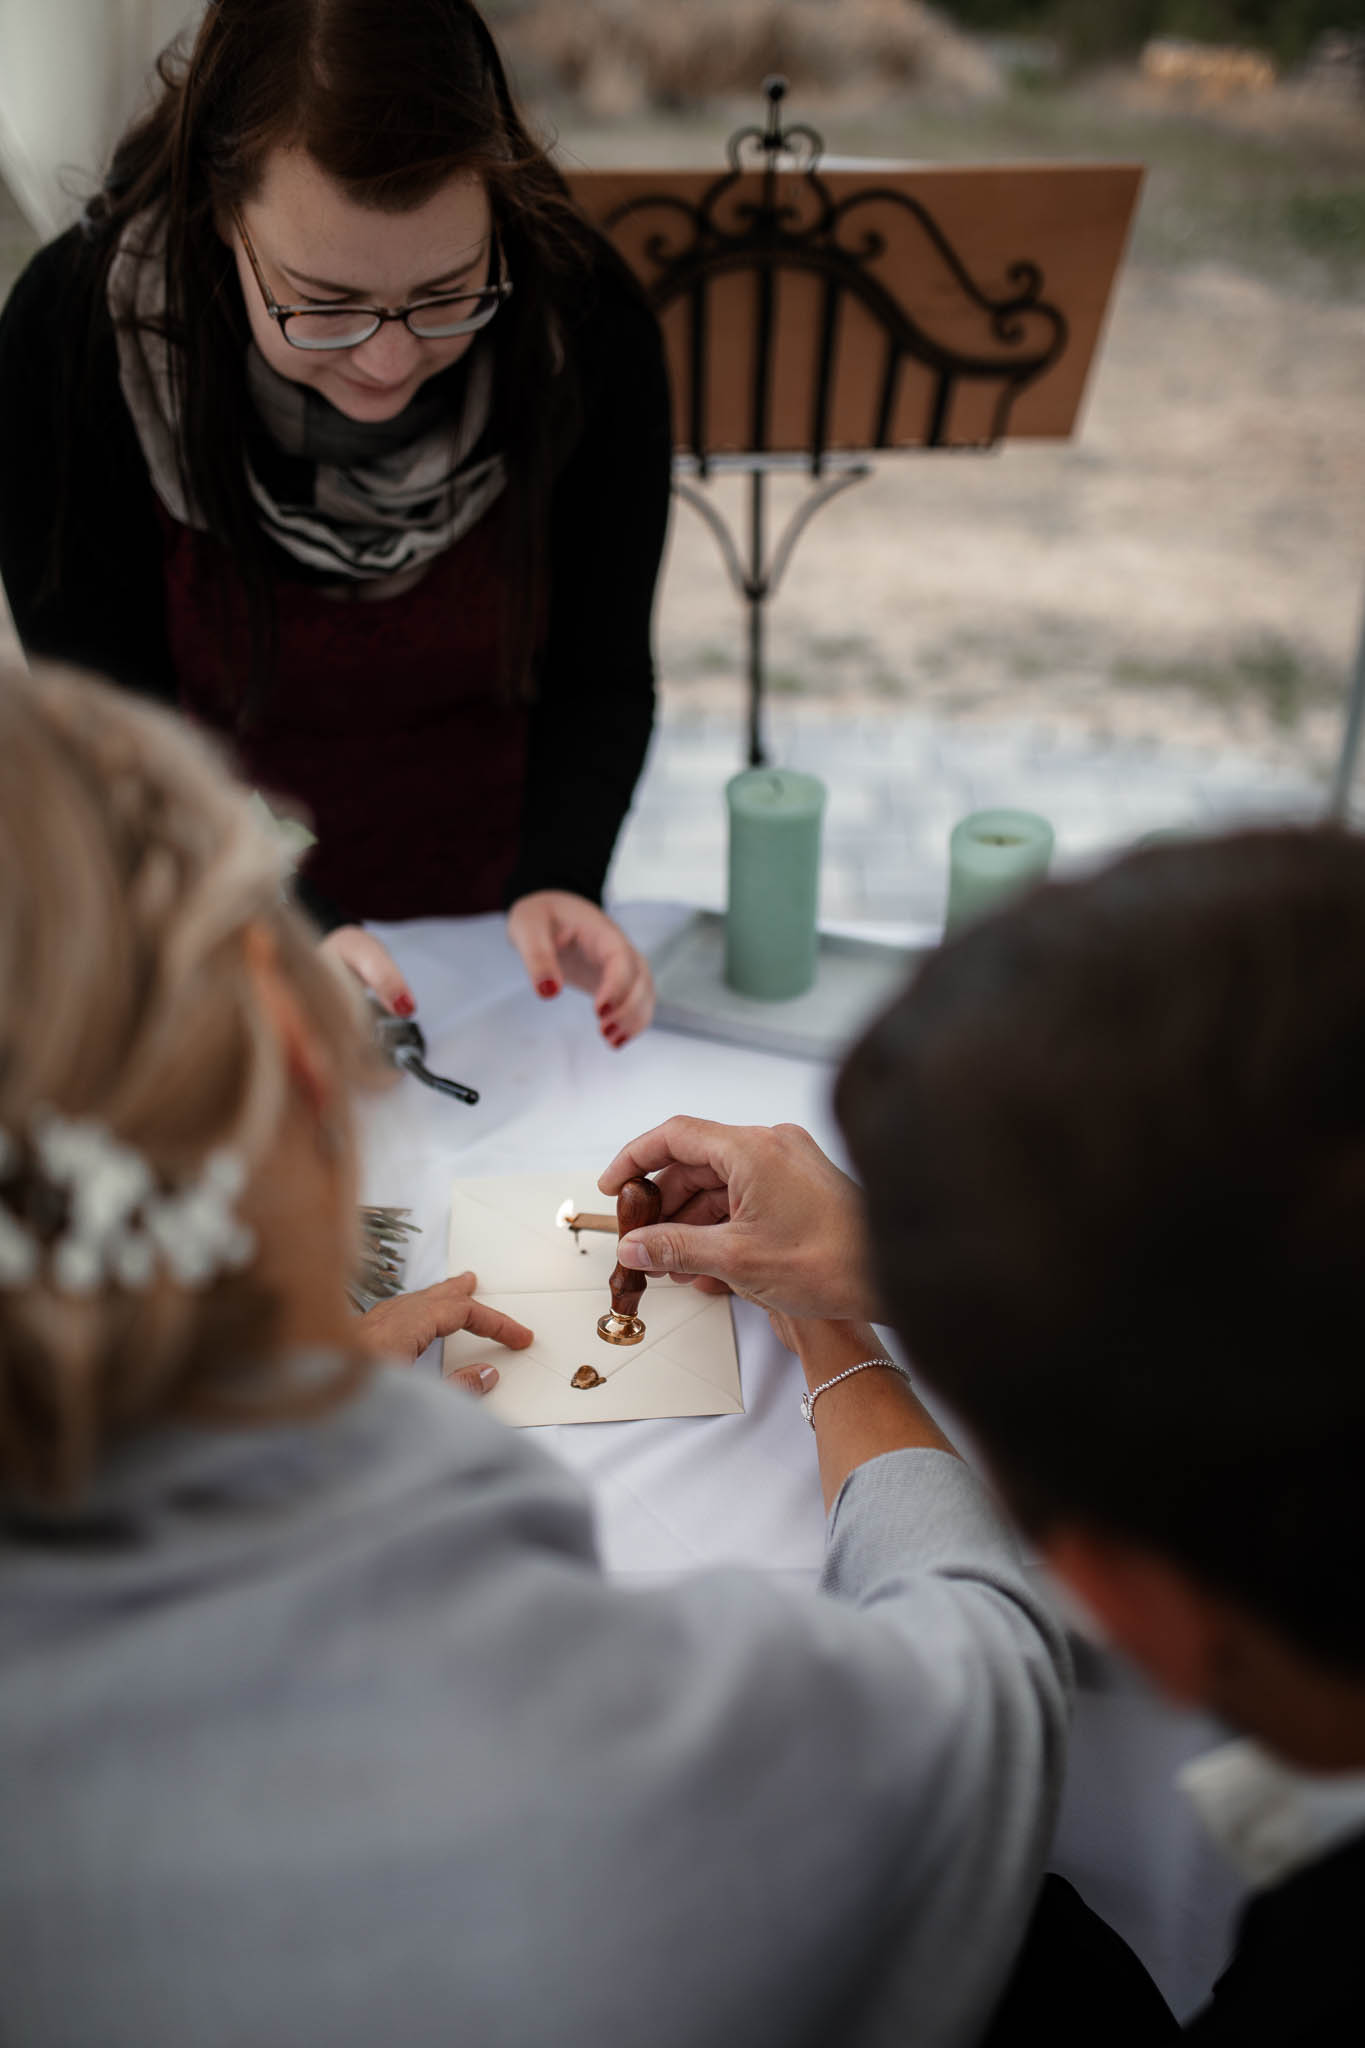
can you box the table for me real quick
[358,901,1246,2022]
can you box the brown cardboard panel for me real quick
[569,162,1141,452]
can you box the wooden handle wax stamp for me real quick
[597,1175,662,1345]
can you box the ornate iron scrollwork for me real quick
[604,78,1071,763]
[607,76,1068,468]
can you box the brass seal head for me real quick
[597,1311,645,1346]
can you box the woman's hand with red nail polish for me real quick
[506,892,655,1045]
[320,925,417,1019]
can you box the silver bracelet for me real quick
[800,1355,911,1427]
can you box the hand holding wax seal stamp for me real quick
[445,1172,741,1425]
[596,1175,662,1346]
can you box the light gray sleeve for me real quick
[0,1383,1070,2048]
[814,1448,1074,2039]
[349,1426,1071,2048]
[455,1442,1073,2048]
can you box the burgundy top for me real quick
[162,501,528,919]
[0,229,672,932]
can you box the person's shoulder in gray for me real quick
[0,1365,1067,2048]
[0,661,1067,2048]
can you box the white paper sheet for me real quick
[443,1172,742,1427]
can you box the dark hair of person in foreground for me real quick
[837,828,1365,1678]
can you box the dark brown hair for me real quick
[80,0,598,720]
[837,829,1365,1673]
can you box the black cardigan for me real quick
[0,225,673,927]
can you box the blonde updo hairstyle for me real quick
[0,663,374,1503]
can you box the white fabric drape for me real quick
[0,0,201,236]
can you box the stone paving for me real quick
[611,688,1332,932]
[0,582,1335,934]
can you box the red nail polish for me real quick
[607,1028,626,1047]
[394,993,416,1018]
[538,979,560,999]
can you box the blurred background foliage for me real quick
[481,1,1365,302]
[943,1,1363,71]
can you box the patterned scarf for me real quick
[107,211,507,584]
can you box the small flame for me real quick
[555,1198,577,1230]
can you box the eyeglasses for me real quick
[232,208,513,351]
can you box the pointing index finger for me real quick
[461,1300,535,1350]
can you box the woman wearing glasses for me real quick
[0,0,670,1045]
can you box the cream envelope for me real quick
[443,1172,742,1427]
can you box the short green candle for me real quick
[944,808,1054,935]
[725,768,827,1001]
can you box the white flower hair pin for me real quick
[0,1114,255,1296]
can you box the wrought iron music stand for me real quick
[571,79,1139,766]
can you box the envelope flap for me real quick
[449,1171,620,1295]
[444,1171,743,1428]
[445,1282,722,1386]
[646,1298,744,1397]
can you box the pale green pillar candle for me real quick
[944,808,1054,934]
[725,768,827,1000]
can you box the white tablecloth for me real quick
[358,902,1246,2021]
